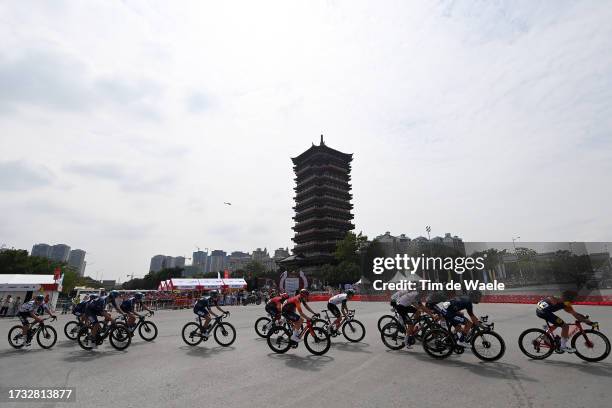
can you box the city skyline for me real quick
[2,2,611,281]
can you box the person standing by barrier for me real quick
[0,295,13,317]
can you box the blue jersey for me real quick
[194,296,215,311]
[121,297,138,312]
[448,296,473,315]
[73,300,89,314]
[86,295,108,314]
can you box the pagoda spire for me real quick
[320,134,325,145]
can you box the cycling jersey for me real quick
[537,298,573,314]
[397,291,420,307]
[19,300,42,313]
[536,297,572,326]
[448,296,473,315]
[267,296,284,307]
[73,300,89,315]
[120,297,138,312]
[281,296,302,321]
[328,293,348,306]
[86,296,108,315]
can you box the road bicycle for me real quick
[422,315,506,362]
[182,312,236,347]
[518,316,610,362]
[8,317,57,349]
[77,318,131,351]
[117,312,158,341]
[267,318,331,355]
[313,309,366,342]
[377,305,403,332]
[255,313,288,338]
[380,314,439,350]
[64,318,87,340]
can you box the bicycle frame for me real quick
[542,320,594,348]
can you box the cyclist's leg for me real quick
[328,303,341,328]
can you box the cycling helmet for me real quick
[209,290,219,298]
[469,290,483,304]
[299,288,309,298]
[280,292,290,300]
[35,294,45,302]
[109,290,119,298]
[134,292,144,300]
[562,290,578,302]
[89,294,98,300]
[346,289,355,296]
[100,290,107,296]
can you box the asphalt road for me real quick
[0,302,610,408]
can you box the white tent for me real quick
[0,274,61,309]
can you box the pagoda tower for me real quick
[289,136,354,269]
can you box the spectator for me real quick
[0,295,12,317]
[12,297,21,317]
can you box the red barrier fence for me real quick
[312,293,612,306]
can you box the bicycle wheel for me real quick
[138,321,158,341]
[182,322,203,346]
[380,322,405,350]
[304,326,331,355]
[571,329,611,362]
[255,317,271,338]
[7,325,26,349]
[267,326,292,354]
[471,331,505,362]
[378,314,399,332]
[64,321,80,340]
[312,318,329,330]
[214,322,236,347]
[109,325,131,350]
[342,319,366,342]
[37,326,57,349]
[422,329,454,359]
[77,326,94,350]
[518,328,554,360]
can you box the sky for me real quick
[1,1,611,282]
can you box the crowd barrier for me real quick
[351,293,612,306]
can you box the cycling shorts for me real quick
[537,309,565,326]
[327,303,341,318]
[394,304,417,325]
[445,311,467,325]
[282,310,300,322]
[194,308,209,317]
[18,311,32,325]
[265,304,280,319]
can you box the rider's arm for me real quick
[567,305,592,324]
[302,301,316,316]
[341,301,348,315]
[466,303,479,324]
[30,311,43,323]
[296,304,309,320]
[215,303,227,314]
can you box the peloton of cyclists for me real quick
[535,290,593,353]
[433,290,483,348]
[84,290,124,349]
[17,294,57,347]
[193,290,229,338]
[327,289,356,334]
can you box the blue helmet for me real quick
[134,292,144,300]
[35,294,45,302]
[109,290,120,298]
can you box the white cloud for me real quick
[1,0,611,279]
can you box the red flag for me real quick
[53,267,61,281]
[224,269,230,279]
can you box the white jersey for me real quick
[397,291,420,307]
[328,293,348,305]
[19,300,48,313]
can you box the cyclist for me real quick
[85,292,122,348]
[193,290,228,338]
[392,288,426,348]
[439,290,482,347]
[17,295,57,347]
[120,292,154,332]
[536,290,593,353]
[265,292,289,323]
[327,289,355,333]
[282,289,315,343]
[72,294,91,325]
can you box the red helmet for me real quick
[281,292,289,300]
[299,289,309,298]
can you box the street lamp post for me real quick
[512,236,523,284]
